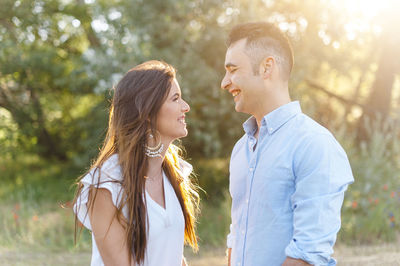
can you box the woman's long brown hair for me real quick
[73,60,199,264]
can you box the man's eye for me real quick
[230,68,237,73]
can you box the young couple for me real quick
[73,22,353,266]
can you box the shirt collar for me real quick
[263,101,302,134]
[243,116,258,136]
[242,101,302,136]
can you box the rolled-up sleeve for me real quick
[226,223,235,248]
[285,134,354,265]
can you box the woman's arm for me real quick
[227,248,232,266]
[88,188,134,266]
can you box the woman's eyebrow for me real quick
[171,92,180,98]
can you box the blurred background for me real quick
[1,0,400,265]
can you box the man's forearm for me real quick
[282,257,312,266]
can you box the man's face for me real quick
[221,39,264,115]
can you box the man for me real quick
[221,22,354,266]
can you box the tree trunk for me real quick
[357,10,400,141]
[0,85,67,161]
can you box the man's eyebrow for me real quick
[225,63,237,69]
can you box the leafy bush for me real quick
[339,120,400,243]
[192,158,230,202]
[197,191,231,247]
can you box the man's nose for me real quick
[221,74,231,90]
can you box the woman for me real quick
[73,60,199,266]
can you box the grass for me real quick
[0,154,231,254]
[0,154,92,252]
[3,244,400,265]
[0,201,91,252]
[196,191,231,247]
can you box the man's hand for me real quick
[282,257,312,266]
[227,248,232,266]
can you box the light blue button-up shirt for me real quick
[227,101,354,266]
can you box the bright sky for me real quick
[327,0,398,24]
[317,0,399,45]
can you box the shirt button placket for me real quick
[241,163,255,266]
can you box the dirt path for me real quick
[2,244,400,265]
[188,244,400,266]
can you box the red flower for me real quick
[352,201,358,209]
[63,201,73,208]
[383,184,388,191]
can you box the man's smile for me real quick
[230,89,241,97]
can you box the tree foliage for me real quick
[0,0,399,164]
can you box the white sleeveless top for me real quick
[74,154,191,266]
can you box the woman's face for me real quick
[156,78,190,142]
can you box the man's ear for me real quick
[260,56,274,79]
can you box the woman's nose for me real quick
[182,99,190,112]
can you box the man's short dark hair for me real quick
[227,22,294,81]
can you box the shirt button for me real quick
[249,167,254,172]
[241,230,245,234]
[246,198,249,203]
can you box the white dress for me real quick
[74,154,191,266]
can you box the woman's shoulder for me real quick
[74,154,125,229]
[82,154,123,185]
[101,154,121,175]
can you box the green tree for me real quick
[0,0,112,160]
[1,0,399,163]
